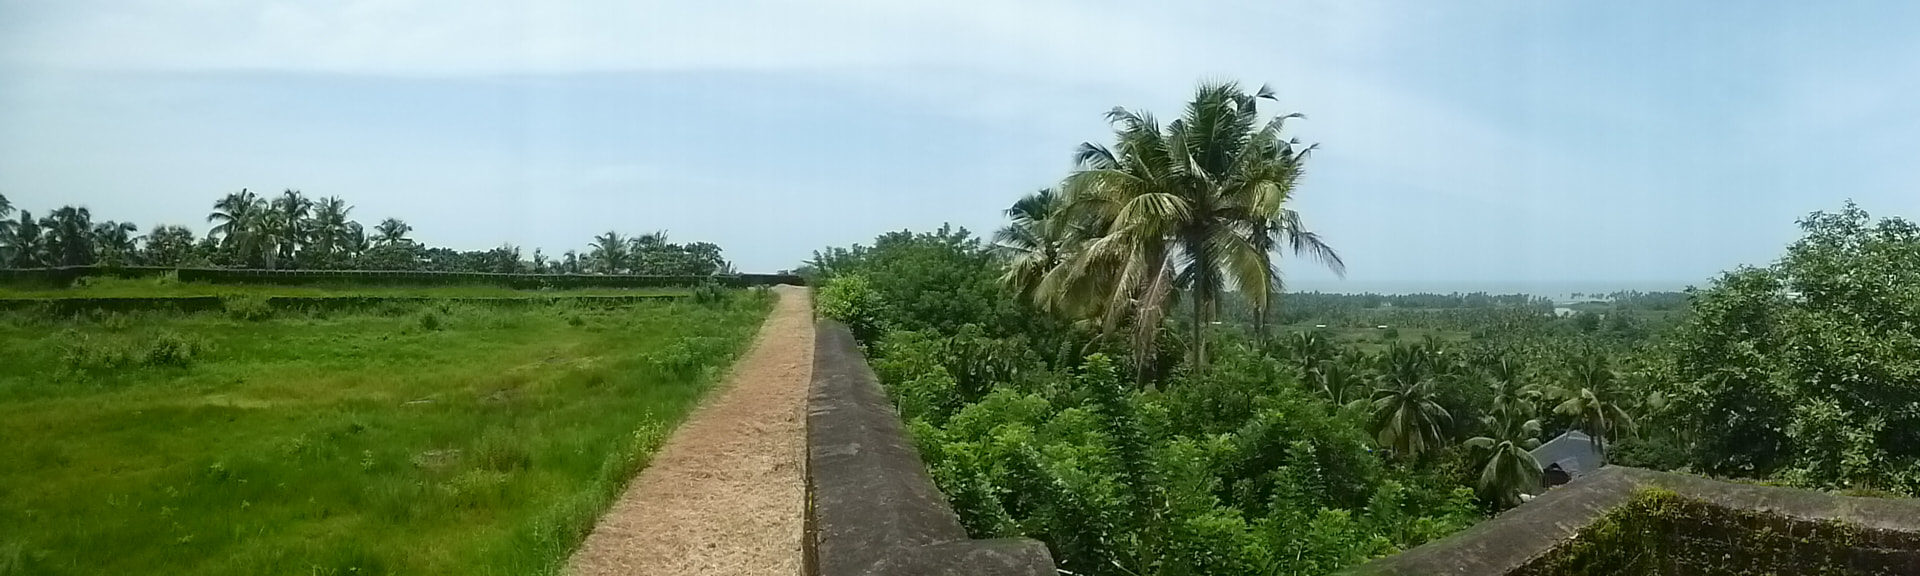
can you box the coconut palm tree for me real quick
[994,188,1080,306]
[342,222,369,260]
[1549,352,1636,451]
[306,196,354,268]
[91,221,139,265]
[1485,355,1540,422]
[42,206,97,266]
[371,218,412,247]
[1281,329,1337,368]
[268,190,311,267]
[0,193,12,239]
[1463,414,1545,507]
[1306,358,1364,407]
[589,231,627,274]
[1,210,46,268]
[1046,81,1343,374]
[208,189,267,266]
[1364,344,1453,458]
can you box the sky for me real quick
[2,1,1918,292]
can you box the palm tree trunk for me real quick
[1132,254,1174,389]
[1190,293,1206,369]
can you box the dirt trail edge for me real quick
[567,285,811,576]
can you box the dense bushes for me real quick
[811,227,1482,576]
[58,329,211,371]
[1645,203,1920,494]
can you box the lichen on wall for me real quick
[1515,489,1919,576]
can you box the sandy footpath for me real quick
[566,285,812,576]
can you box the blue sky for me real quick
[2,1,1916,291]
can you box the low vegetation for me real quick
[0,292,771,575]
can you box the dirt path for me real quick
[567,285,811,576]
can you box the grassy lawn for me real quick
[0,276,690,299]
[0,293,772,575]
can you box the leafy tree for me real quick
[1654,202,1920,491]
[806,226,1029,339]
[142,225,199,266]
[356,241,423,270]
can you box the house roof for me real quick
[1529,430,1605,478]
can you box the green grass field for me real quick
[0,293,772,575]
[0,276,689,299]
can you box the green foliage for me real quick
[57,329,211,372]
[806,226,1032,338]
[690,279,729,306]
[221,294,273,321]
[1651,202,1920,493]
[815,274,890,344]
[863,296,1483,575]
[416,309,444,331]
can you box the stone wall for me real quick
[1340,466,1920,576]
[805,320,1056,576]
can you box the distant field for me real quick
[0,276,688,299]
[0,293,771,575]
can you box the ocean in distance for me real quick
[1281,280,1695,299]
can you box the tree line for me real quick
[0,190,732,275]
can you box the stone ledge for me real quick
[805,320,1057,576]
[1340,466,1920,576]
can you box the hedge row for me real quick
[0,294,686,315]
[0,266,805,289]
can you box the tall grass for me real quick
[0,290,775,575]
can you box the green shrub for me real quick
[98,312,135,332]
[565,313,586,327]
[60,332,135,370]
[222,294,274,321]
[417,310,444,331]
[816,275,888,343]
[692,279,730,306]
[142,330,206,367]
